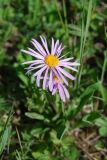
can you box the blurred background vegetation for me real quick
[0,0,107,159]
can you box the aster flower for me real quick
[21,36,79,91]
[51,75,70,102]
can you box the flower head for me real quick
[51,75,70,102]
[21,36,80,101]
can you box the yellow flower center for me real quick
[54,75,63,83]
[45,54,59,67]
[54,76,59,82]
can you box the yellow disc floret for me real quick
[54,75,59,82]
[45,54,59,67]
[54,75,63,83]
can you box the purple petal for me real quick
[49,70,53,92]
[56,43,62,54]
[52,40,59,55]
[56,66,76,80]
[57,46,65,57]
[59,64,78,72]
[40,36,50,54]
[26,64,45,74]
[23,59,43,66]
[36,75,41,87]
[43,67,49,89]
[33,66,47,78]
[26,63,44,70]
[27,60,44,68]
[59,57,74,62]
[58,84,65,102]
[63,85,70,99]
[36,76,44,87]
[36,66,47,87]
[22,60,37,65]
[60,62,80,66]
[31,39,46,56]
[28,47,44,59]
[56,68,68,86]
[21,49,44,60]
[52,68,60,81]
[51,38,54,55]
[52,85,57,95]
[59,52,68,60]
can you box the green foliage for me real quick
[0,125,11,156]
[95,117,107,137]
[0,0,107,159]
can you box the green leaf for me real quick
[95,117,107,127]
[98,82,107,104]
[31,128,43,138]
[0,125,11,155]
[25,112,45,120]
[74,82,100,115]
[69,146,80,160]
[17,72,28,86]
[50,130,61,145]
[15,150,22,160]
[82,111,100,124]
[99,127,107,137]
[32,150,51,160]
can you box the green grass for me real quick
[77,0,93,87]
[0,0,107,159]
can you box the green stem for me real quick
[77,0,93,87]
[62,0,69,39]
[55,0,65,30]
[101,51,107,83]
